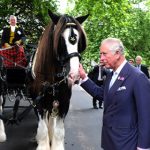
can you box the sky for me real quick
[134,1,148,11]
[58,0,75,14]
[58,0,68,13]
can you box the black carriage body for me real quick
[0,45,35,125]
[0,45,35,92]
[5,67,27,88]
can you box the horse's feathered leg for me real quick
[0,95,6,142]
[51,117,65,150]
[47,114,54,145]
[36,115,50,150]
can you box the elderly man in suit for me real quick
[77,38,150,150]
[1,15,26,48]
[135,55,149,78]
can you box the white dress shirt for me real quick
[10,25,16,32]
[109,59,127,89]
[98,66,102,81]
[137,147,150,150]
[109,71,118,89]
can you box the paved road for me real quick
[0,85,103,150]
[65,85,103,150]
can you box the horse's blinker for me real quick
[68,27,77,45]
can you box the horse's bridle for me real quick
[36,22,82,93]
[36,50,81,105]
[57,52,81,66]
[57,22,81,65]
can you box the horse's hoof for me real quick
[0,133,6,142]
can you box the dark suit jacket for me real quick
[1,26,25,46]
[81,62,150,150]
[88,65,108,86]
[140,64,149,78]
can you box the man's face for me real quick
[100,43,118,70]
[135,58,142,65]
[129,60,134,65]
[10,18,16,26]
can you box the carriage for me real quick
[0,10,88,150]
[0,44,36,126]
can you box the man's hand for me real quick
[68,64,87,85]
[79,64,87,80]
[4,43,11,48]
[15,40,22,45]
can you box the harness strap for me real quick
[0,55,26,69]
[58,52,81,65]
[67,52,81,60]
[0,45,27,69]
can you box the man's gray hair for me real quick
[9,15,17,22]
[101,38,125,55]
[135,55,142,61]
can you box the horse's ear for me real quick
[48,9,60,25]
[75,14,89,24]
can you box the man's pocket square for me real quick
[117,86,126,91]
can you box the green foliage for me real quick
[68,0,150,70]
[0,0,58,45]
[0,0,150,69]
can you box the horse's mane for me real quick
[32,15,87,93]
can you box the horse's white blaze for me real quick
[0,95,6,142]
[63,28,80,81]
[63,28,79,54]
[36,116,50,150]
[70,57,80,79]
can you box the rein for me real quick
[0,46,16,51]
[0,55,26,69]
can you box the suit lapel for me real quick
[107,63,130,99]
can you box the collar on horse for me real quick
[34,76,68,118]
[33,66,69,116]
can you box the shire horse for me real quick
[30,10,88,150]
[0,10,88,149]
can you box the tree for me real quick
[69,0,150,70]
[0,0,150,67]
[0,0,58,44]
